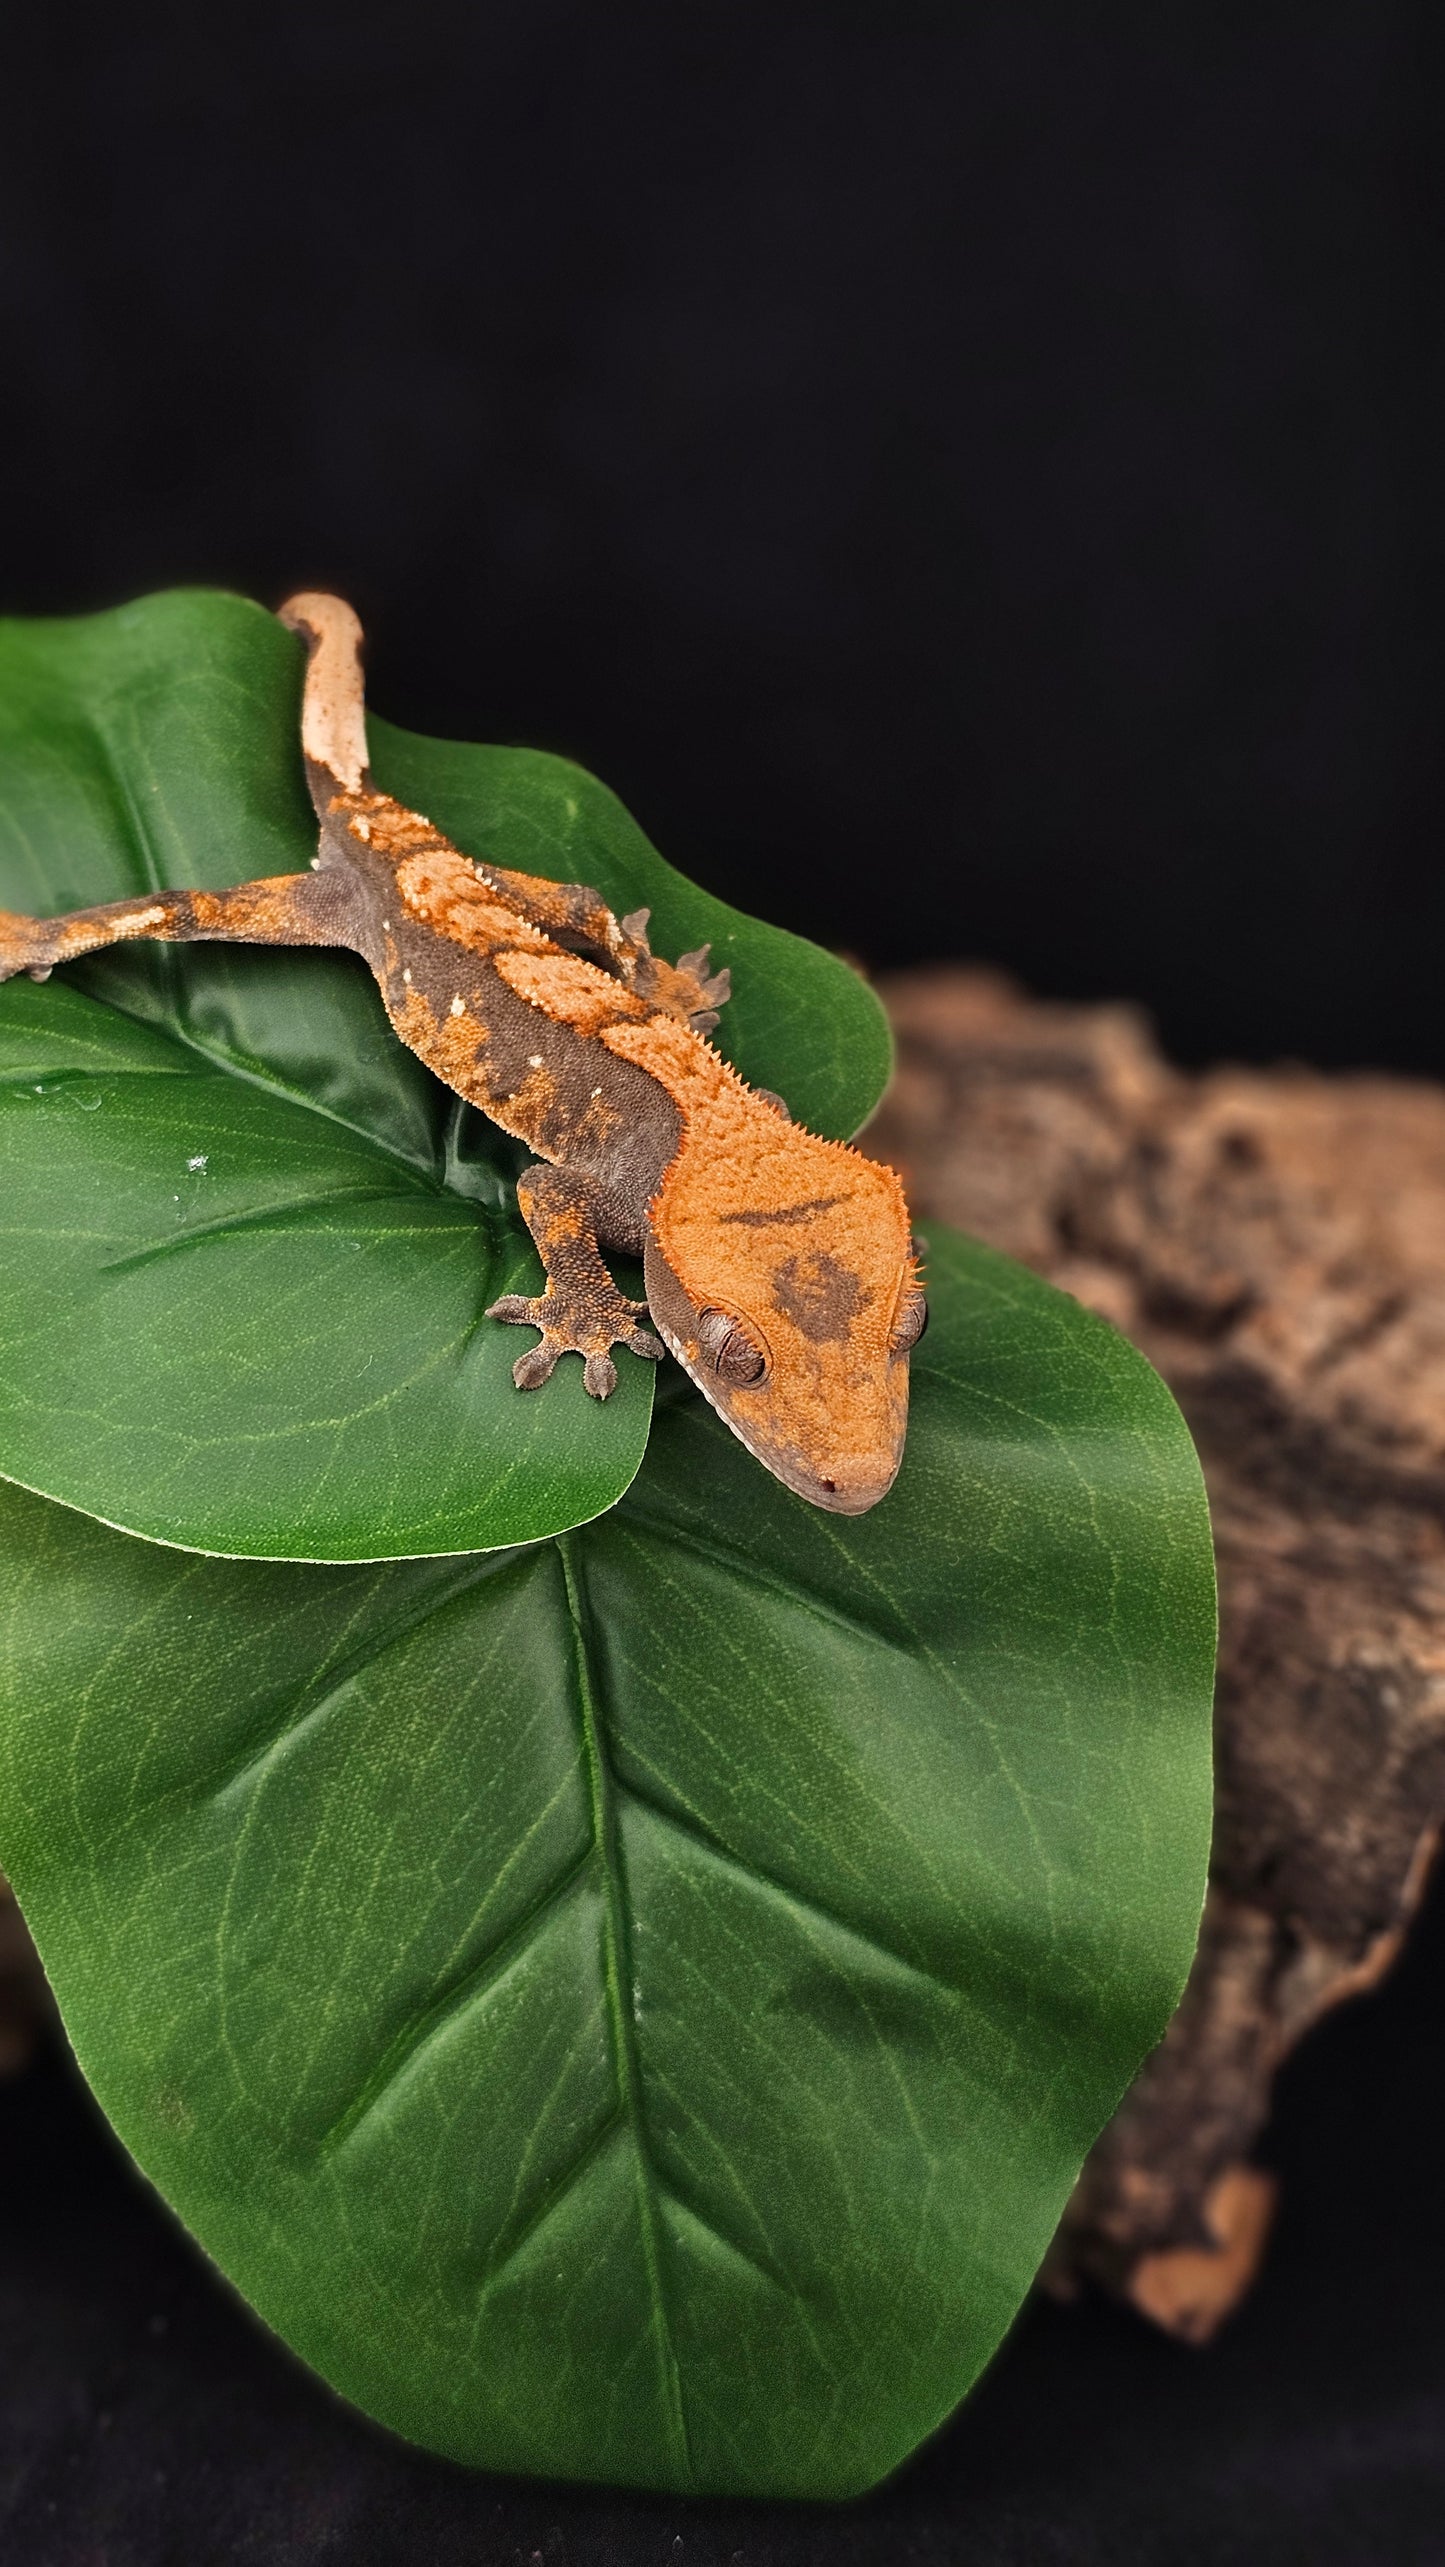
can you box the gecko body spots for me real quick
[771,1250,872,1344]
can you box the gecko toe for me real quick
[583,1352,618,1399]
[512,1342,559,1390]
[625,1326,666,1362]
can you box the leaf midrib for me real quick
[559,1529,693,2489]
[86,982,452,1196]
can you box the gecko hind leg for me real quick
[0,874,349,985]
[487,1164,664,1400]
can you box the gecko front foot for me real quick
[486,1286,665,1400]
[489,1162,665,1397]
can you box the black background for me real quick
[2,6,1442,2560]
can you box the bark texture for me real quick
[867,967,1445,2337]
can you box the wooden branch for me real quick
[868,968,1445,2336]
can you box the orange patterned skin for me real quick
[0,595,926,1513]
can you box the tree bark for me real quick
[867,967,1445,2338]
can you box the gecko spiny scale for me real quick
[0,591,926,1513]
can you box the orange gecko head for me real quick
[641,1087,927,1515]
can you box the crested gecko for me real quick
[0,595,926,1513]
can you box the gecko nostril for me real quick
[821,1478,836,1493]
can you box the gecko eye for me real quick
[890,1290,929,1354]
[695,1306,769,1386]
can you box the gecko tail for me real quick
[277,592,371,809]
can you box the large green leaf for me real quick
[0,1228,1215,2498]
[0,591,891,1559]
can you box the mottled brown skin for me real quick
[0,594,925,1512]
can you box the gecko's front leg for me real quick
[487,1164,664,1400]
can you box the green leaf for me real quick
[0,590,891,1559]
[0,1228,1215,2498]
